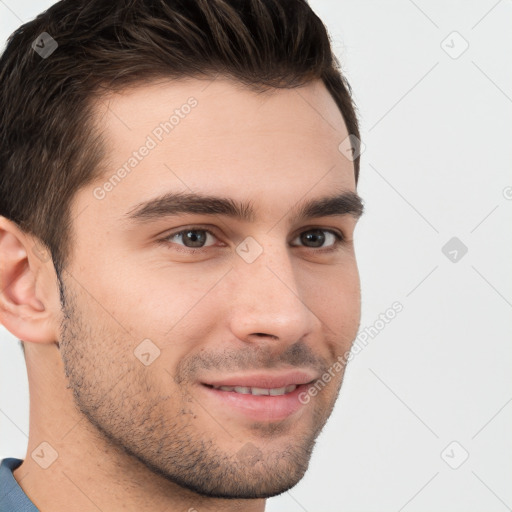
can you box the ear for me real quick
[0,216,61,345]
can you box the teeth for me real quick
[234,386,251,394]
[212,384,298,395]
[251,387,269,396]
[218,386,236,392]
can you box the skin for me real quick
[0,76,362,512]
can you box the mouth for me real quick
[202,383,301,396]
[198,371,318,422]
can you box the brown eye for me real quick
[301,229,325,247]
[291,229,343,249]
[164,229,217,249]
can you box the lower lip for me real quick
[199,383,311,422]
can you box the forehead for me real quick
[77,76,355,227]
[96,75,349,141]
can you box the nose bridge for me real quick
[227,239,317,341]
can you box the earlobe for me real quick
[0,216,60,345]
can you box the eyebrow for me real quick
[124,190,364,225]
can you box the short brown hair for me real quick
[0,0,361,276]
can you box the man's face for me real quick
[59,77,362,498]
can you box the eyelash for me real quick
[157,225,345,254]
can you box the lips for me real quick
[198,370,319,421]
[201,370,318,390]
[206,384,298,396]
[200,382,314,421]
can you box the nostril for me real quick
[253,333,278,339]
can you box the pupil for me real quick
[302,229,324,247]
[184,230,206,247]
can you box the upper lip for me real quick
[201,370,318,389]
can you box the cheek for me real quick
[90,258,229,342]
[59,291,166,416]
[317,267,361,358]
[308,262,360,320]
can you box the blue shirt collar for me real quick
[0,458,39,511]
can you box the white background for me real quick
[1,1,511,511]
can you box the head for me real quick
[0,0,364,501]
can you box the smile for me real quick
[205,384,298,396]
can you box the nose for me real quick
[225,242,319,349]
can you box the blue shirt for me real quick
[0,458,39,511]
